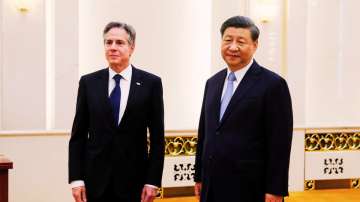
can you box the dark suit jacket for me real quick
[68,66,164,199]
[194,60,293,202]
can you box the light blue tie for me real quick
[220,72,236,121]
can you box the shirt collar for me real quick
[108,64,132,81]
[227,58,253,81]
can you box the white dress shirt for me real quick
[108,65,132,125]
[221,58,254,100]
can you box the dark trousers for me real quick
[87,180,141,202]
[87,189,141,202]
[203,184,284,202]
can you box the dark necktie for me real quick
[110,74,122,125]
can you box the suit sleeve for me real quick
[194,81,208,182]
[146,78,165,187]
[68,76,89,183]
[264,78,293,196]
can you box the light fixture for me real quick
[16,0,30,13]
[252,0,280,24]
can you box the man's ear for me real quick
[253,40,258,50]
[131,42,135,50]
[129,43,135,56]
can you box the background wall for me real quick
[286,0,307,127]
[52,0,79,130]
[305,0,360,127]
[1,0,360,130]
[1,0,46,130]
[0,132,72,202]
[0,0,3,129]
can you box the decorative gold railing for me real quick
[305,128,360,151]
[351,178,360,189]
[305,178,360,190]
[2,128,360,153]
[145,130,198,157]
[162,128,360,154]
[304,180,315,190]
[165,136,197,156]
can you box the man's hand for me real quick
[141,186,157,202]
[72,186,87,202]
[194,182,202,200]
[265,193,283,202]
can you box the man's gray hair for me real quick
[103,21,136,45]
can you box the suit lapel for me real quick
[211,69,227,123]
[218,61,262,129]
[96,68,118,128]
[119,66,142,127]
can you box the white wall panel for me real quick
[0,0,3,129]
[249,0,284,75]
[162,156,195,187]
[287,0,307,127]
[53,0,78,130]
[340,0,360,125]
[289,129,305,191]
[0,133,72,202]
[2,0,46,130]
[305,151,360,180]
[306,0,360,127]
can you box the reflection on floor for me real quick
[155,189,360,202]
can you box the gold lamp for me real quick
[16,0,30,13]
[253,0,280,24]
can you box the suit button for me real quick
[209,155,213,160]
[215,131,220,136]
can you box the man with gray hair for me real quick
[69,21,165,202]
[194,16,293,202]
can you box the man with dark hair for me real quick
[194,16,293,202]
[69,21,164,202]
